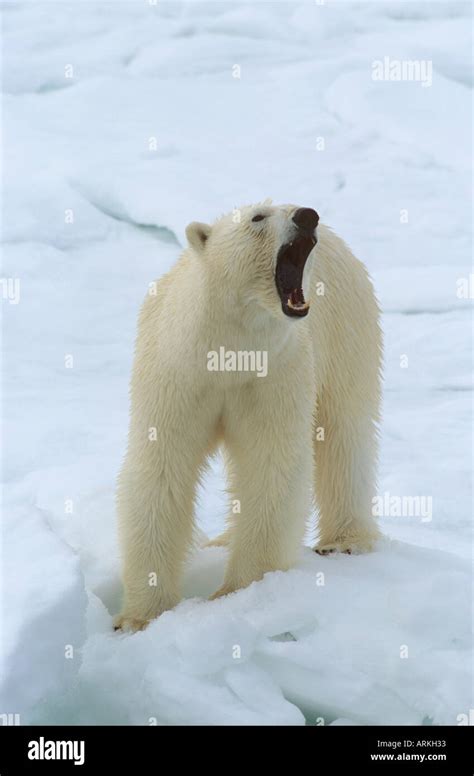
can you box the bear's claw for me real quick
[315,546,352,556]
[314,535,378,555]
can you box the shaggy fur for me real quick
[114,203,382,632]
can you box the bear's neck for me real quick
[200,269,299,357]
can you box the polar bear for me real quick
[114,203,382,632]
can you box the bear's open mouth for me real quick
[275,234,316,318]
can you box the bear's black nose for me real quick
[292,208,319,232]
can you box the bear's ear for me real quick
[186,222,211,253]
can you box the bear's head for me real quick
[185,202,319,320]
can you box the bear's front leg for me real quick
[115,388,218,632]
[115,452,193,631]
[211,370,314,599]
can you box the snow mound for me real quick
[25,538,471,727]
[1,485,87,718]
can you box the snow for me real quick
[1,0,472,726]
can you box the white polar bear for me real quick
[115,203,382,632]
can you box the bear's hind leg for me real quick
[313,388,381,555]
[211,376,314,599]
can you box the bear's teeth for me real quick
[287,298,309,311]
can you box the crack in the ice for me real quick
[71,184,181,246]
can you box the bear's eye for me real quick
[252,214,267,222]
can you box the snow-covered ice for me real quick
[1,1,472,725]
